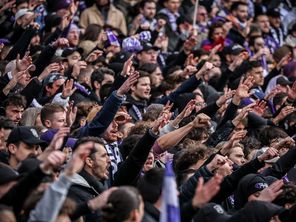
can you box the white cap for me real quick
[15,9,32,21]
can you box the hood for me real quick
[70,173,92,188]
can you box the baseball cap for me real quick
[276,76,292,86]
[267,8,281,18]
[43,73,65,86]
[61,47,84,58]
[234,174,276,209]
[231,44,246,55]
[139,42,159,53]
[193,203,231,222]
[194,201,285,222]
[6,126,47,147]
[0,163,20,185]
[15,9,34,22]
[41,129,77,149]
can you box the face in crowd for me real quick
[131,76,151,100]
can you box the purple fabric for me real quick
[41,129,77,148]
[283,61,296,77]
[52,0,71,11]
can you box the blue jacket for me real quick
[79,91,124,138]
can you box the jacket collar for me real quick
[125,94,147,108]
[71,169,107,194]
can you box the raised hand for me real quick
[208,44,222,60]
[232,76,254,105]
[49,127,71,151]
[192,113,211,128]
[179,99,195,119]
[72,61,87,79]
[64,141,94,176]
[206,154,228,172]
[196,61,214,79]
[38,63,62,81]
[52,38,69,48]
[2,71,28,95]
[232,102,255,127]
[161,101,174,115]
[183,65,198,78]
[85,50,103,63]
[287,81,296,99]
[257,147,279,162]
[117,70,140,97]
[257,180,284,202]
[272,137,295,150]
[272,106,296,125]
[192,174,222,208]
[66,101,77,127]
[265,86,282,100]
[121,54,134,77]
[29,0,45,9]
[15,52,33,72]
[276,53,292,70]
[62,79,76,99]
[1,0,16,11]
[216,88,235,107]
[252,100,267,117]
[40,150,66,173]
[87,187,118,211]
[151,111,172,134]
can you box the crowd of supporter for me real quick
[0,0,296,221]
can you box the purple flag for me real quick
[160,163,181,222]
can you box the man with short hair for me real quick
[79,0,127,35]
[228,1,249,46]
[38,73,65,105]
[68,137,111,221]
[4,126,46,169]
[90,68,115,103]
[130,0,157,35]
[255,14,279,53]
[3,94,26,125]
[267,9,284,47]
[40,103,66,129]
[137,43,159,65]
[158,0,180,32]
[124,71,151,122]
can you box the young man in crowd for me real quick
[0,0,295,221]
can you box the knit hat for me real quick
[122,37,142,53]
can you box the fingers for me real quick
[48,151,66,166]
[269,180,284,193]
[196,177,204,192]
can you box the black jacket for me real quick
[124,94,148,122]
[179,157,264,205]
[113,129,158,186]
[68,169,107,222]
[142,202,159,222]
[0,166,47,217]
